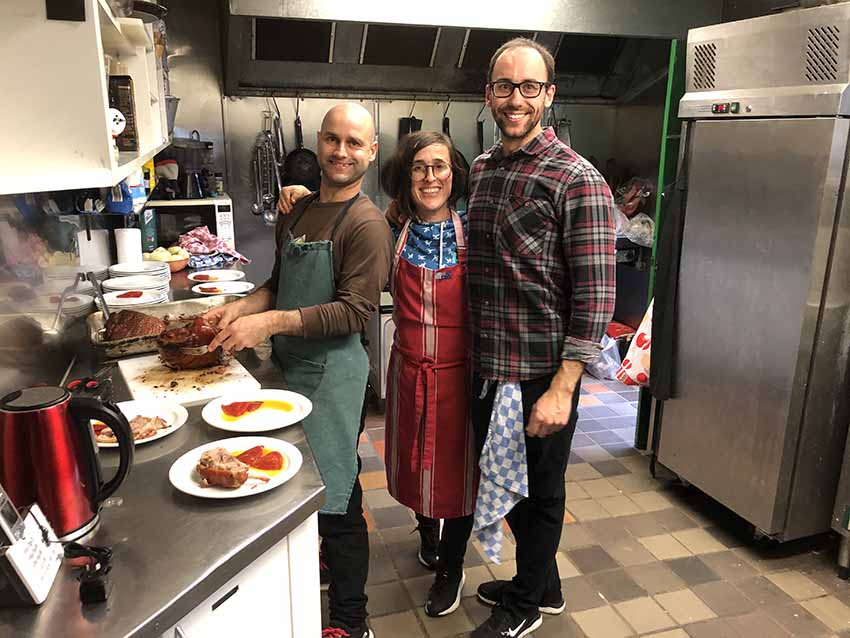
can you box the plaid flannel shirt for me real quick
[468,127,616,381]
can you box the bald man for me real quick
[206,102,392,638]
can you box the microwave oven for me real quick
[141,194,235,251]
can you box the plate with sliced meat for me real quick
[191,281,255,296]
[93,400,189,448]
[201,389,313,433]
[187,270,246,283]
[168,436,302,499]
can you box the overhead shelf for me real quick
[98,0,136,57]
[118,17,154,51]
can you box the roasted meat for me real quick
[96,415,168,444]
[157,316,223,369]
[196,447,249,488]
[104,309,166,341]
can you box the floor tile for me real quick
[591,460,632,477]
[596,391,628,405]
[588,568,647,603]
[585,517,632,543]
[572,433,597,448]
[626,563,688,596]
[579,478,621,499]
[580,395,604,407]
[682,618,741,638]
[692,580,756,616]
[765,602,832,636]
[572,604,635,638]
[672,528,727,555]
[568,545,620,574]
[598,495,643,517]
[701,551,759,582]
[582,405,619,418]
[369,427,386,442]
[631,491,674,512]
[583,382,610,393]
[567,463,604,482]
[610,473,663,494]
[610,402,638,416]
[371,505,414,530]
[489,559,517,581]
[372,439,385,457]
[557,551,582,579]
[802,596,850,632]
[615,596,677,634]
[568,499,612,522]
[726,609,793,638]
[602,443,641,458]
[578,419,608,432]
[461,565,494,598]
[766,571,828,601]
[639,534,692,561]
[360,470,388,491]
[370,610,425,638]
[364,488,399,510]
[733,575,795,607]
[654,508,700,533]
[567,483,591,501]
[576,446,617,463]
[589,430,626,445]
[460,597,491,628]
[654,589,718,624]
[601,536,658,567]
[562,575,608,612]
[642,630,690,638]
[415,606,474,637]
[533,612,588,637]
[366,581,414,616]
[560,523,596,551]
[620,513,669,538]
[665,556,721,587]
[361,455,385,472]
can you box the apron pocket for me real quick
[280,351,327,398]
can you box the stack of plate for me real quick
[108,262,171,281]
[43,264,109,285]
[29,293,95,318]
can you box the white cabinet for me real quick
[0,0,169,195]
[162,514,321,638]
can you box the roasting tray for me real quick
[87,295,241,359]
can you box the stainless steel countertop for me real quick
[0,287,326,638]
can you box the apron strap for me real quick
[288,191,321,238]
[290,192,360,242]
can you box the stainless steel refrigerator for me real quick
[655,4,850,541]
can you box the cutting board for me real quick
[118,354,261,406]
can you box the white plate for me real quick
[96,399,189,448]
[187,270,246,283]
[102,275,169,290]
[201,389,313,433]
[97,290,169,306]
[192,281,255,296]
[109,262,169,276]
[168,436,302,499]
[30,293,94,312]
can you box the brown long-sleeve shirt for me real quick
[262,194,394,338]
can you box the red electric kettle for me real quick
[0,386,134,541]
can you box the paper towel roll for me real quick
[115,228,143,264]
[77,229,110,266]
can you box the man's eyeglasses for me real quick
[489,80,550,99]
[410,162,452,181]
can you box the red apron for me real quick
[385,212,477,519]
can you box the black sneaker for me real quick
[415,516,440,570]
[321,624,374,638]
[477,579,565,615]
[425,569,465,617]
[471,606,542,638]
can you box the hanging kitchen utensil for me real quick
[398,98,422,139]
[476,104,486,155]
[283,96,320,191]
[442,99,451,137]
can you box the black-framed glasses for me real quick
[489,80,550,99]
[410,162,452,181]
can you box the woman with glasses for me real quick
[378,131,475,618]
[278,130,475,617]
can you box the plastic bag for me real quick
[624,213,655,248]
[614,177,654,217]
[616,299,653,386]
[614,207,630,236]
[587,335,622,380]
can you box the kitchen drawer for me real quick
[162,513,320,638]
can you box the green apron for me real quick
[273,193,367,515]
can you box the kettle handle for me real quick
[70,397,134,502]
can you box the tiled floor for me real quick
[324,376,850,637]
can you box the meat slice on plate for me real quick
[196,447,249,488]
[96,415,168,444]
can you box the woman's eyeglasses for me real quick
[489,80,550,99]
[410,162,452,181]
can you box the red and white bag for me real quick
[616,299,652,386]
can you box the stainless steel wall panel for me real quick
[657,117,842,536]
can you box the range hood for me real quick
[224,1,722,102]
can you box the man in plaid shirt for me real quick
[465,38,616,638]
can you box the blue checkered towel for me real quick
[473,382,528,564]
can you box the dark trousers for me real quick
[318,409,370,628]
[415,513,475,573]
[471,373,581,616]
